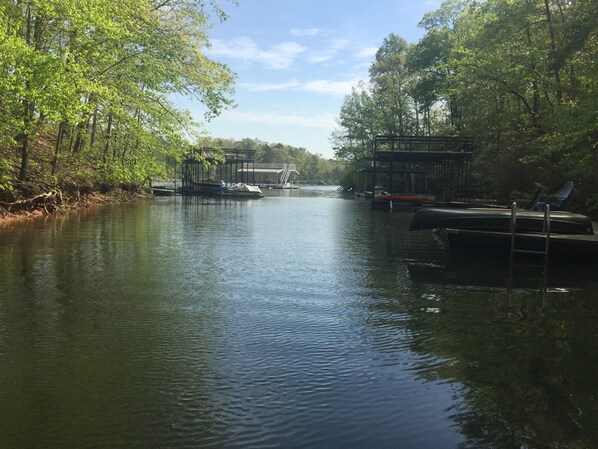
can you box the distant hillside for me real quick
[206,138,344,183]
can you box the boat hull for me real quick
[223,183,264,198]
[410,207,594,235]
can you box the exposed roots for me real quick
[0,189,64,216]
[0,182,151,225]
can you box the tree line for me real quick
[205,137,343,183]
[0,0,235,198]
[332,0,597,212]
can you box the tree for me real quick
[369,34,414,136]
[332,81,378,161]
[332,0,597,211]
[0,0,235,191]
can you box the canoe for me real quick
[409,207,594,235]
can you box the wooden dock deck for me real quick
[441,228,598,262]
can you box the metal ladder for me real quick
[509,201,550,263]
[508,202,550,305]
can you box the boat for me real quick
[376,193,432,204]
[409,207,594,235]
[223,183,264,198]
[151,187,177,196]
[409,202,598,262]
[372,193,434,210]
[181,180,226,195]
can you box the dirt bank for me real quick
[0,189,150,228]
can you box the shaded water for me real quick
[1,186,598,448]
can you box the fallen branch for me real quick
[0,189,63,214]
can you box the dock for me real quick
[354,135,475,210]
[441,228,598,262]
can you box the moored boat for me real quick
[151,187,177,196]
[409,207,594,235]
[181,180,226,195]
[376,193,432,203]
[223,183,264,198]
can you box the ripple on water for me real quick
[0,192,472,449]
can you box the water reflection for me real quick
[408,254,598,293]
[403,253,598,448]
[1,191,598,448]
[332,204,598,448]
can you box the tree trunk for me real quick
[90,106,99,149]
[103,113,113,162]
[73,116,91,153]
[543,0,563,103]
[51,122,66,176]
[414,99,420,135]
[73,96,94,153]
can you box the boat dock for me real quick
[354,135,474,209]
[409,202,598,263]
[441,228,598,262]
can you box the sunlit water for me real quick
[1,186,598,448]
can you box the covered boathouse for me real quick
[180,148,258,195]
[354,135,474,209]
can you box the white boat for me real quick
[224,183,264,198]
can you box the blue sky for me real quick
[184,0,442,159]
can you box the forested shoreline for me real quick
[332,0,597,215]
[1,0,596,220]
[0,0,343,220]
[0,0,236,217]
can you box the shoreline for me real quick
[0,190,151,228]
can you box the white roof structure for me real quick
[238,163,300,185]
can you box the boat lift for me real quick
[180,148,258,195]
[355,135,474,207]
[279,164,297,186]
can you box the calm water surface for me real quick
[1,187,598,448]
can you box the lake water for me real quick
[1,186,598,449]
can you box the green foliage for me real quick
[0,158,13,191]
[332,82,378,160]
[99,159,160,187]
[206,137,343,182]
[0,0,236,192]
[333,0,598,209]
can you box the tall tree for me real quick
[369,33,414,136]
[333,81,378,161]
[0,0,235,188]
[333,0,597,208]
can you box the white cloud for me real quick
[240,80,302,91]
[305,38,350,63]
[208,37,256,59]
[289,28,324,37]
[208,37,306,70]
[242,78,360,97]
[300,79,358,96]
[262,42,306,69]
[218,110,337,129]
[355,46,379,58]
